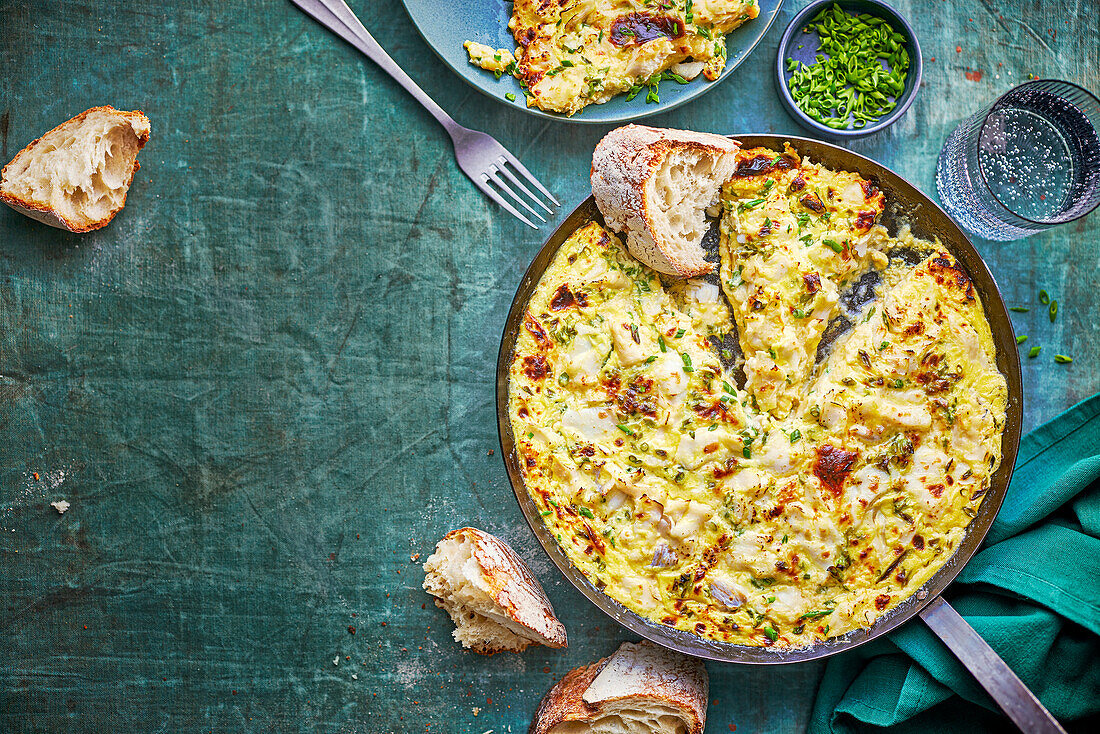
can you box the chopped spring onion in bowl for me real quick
[780,2,917,133]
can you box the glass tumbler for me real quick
[935,79,1100,241]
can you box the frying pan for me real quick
[496,135,1062,732]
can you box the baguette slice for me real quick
[423,527,567,654]
[0,106,150,232]
[530,640,708,734]
[591,125,739,278]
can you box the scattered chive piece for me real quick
[540,510,552,516]
[1049,300,1058,321]
[505,92,517,101]
[658,335,667,352]
[801,609,833,620]
[1009,306,1030,312]
[785,3,910,130]
[1016,335,1028,344]
[790,429,801,443]
[1039,289,1050,304]
[823,238,844,253]
[578,507,594,518]
[675,328,686,338]
[762,624,779,642]
[681,353,694,372]
[616,424,633,434]
[1029,346,1041,358]
[1054,354,1073,364]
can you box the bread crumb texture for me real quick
[531,640,709,734]
[0,106,150,232]
[422,527,566,654]
[592,125,739,278]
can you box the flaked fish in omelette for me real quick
[465,1,760,116]
[508,146,1007,648]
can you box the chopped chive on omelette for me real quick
[785,3,910,130]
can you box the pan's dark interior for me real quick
[495,135,1024,664]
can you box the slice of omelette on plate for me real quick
[465,0,760,116]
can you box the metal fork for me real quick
[289,0,559,228]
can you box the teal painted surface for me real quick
[0,1,1097,731]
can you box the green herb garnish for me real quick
[785,3,910,130]
[800,609,834,621]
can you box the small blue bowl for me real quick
[775,0,922,138]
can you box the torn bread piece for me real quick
[0,106,150,232]
[591,125,739,278]
[530,640,708,734]
[423,527,567,654]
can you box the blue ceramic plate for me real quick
[401,0,785,124]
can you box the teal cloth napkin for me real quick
[809,392,1100,733]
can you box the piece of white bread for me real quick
[591,125,739,278]
[423,527,567,654]
[530,640,708,734]
[0,106,150,232]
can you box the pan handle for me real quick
[920,596,1066,733]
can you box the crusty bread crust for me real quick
[424,527,567,654]
[529,641,709,734]
[529,659,607,733]
[591,124,739,278]
[0,106,150,233]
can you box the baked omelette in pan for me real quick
[507,146,1007,649]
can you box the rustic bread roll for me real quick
[0,106,150,232]
[530,640,708,734]
[423,527,567,654]
[591,125,739,278]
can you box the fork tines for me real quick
[478,155,560,230]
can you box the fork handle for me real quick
[289,0,464,139]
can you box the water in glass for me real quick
[936,81,1100,241]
